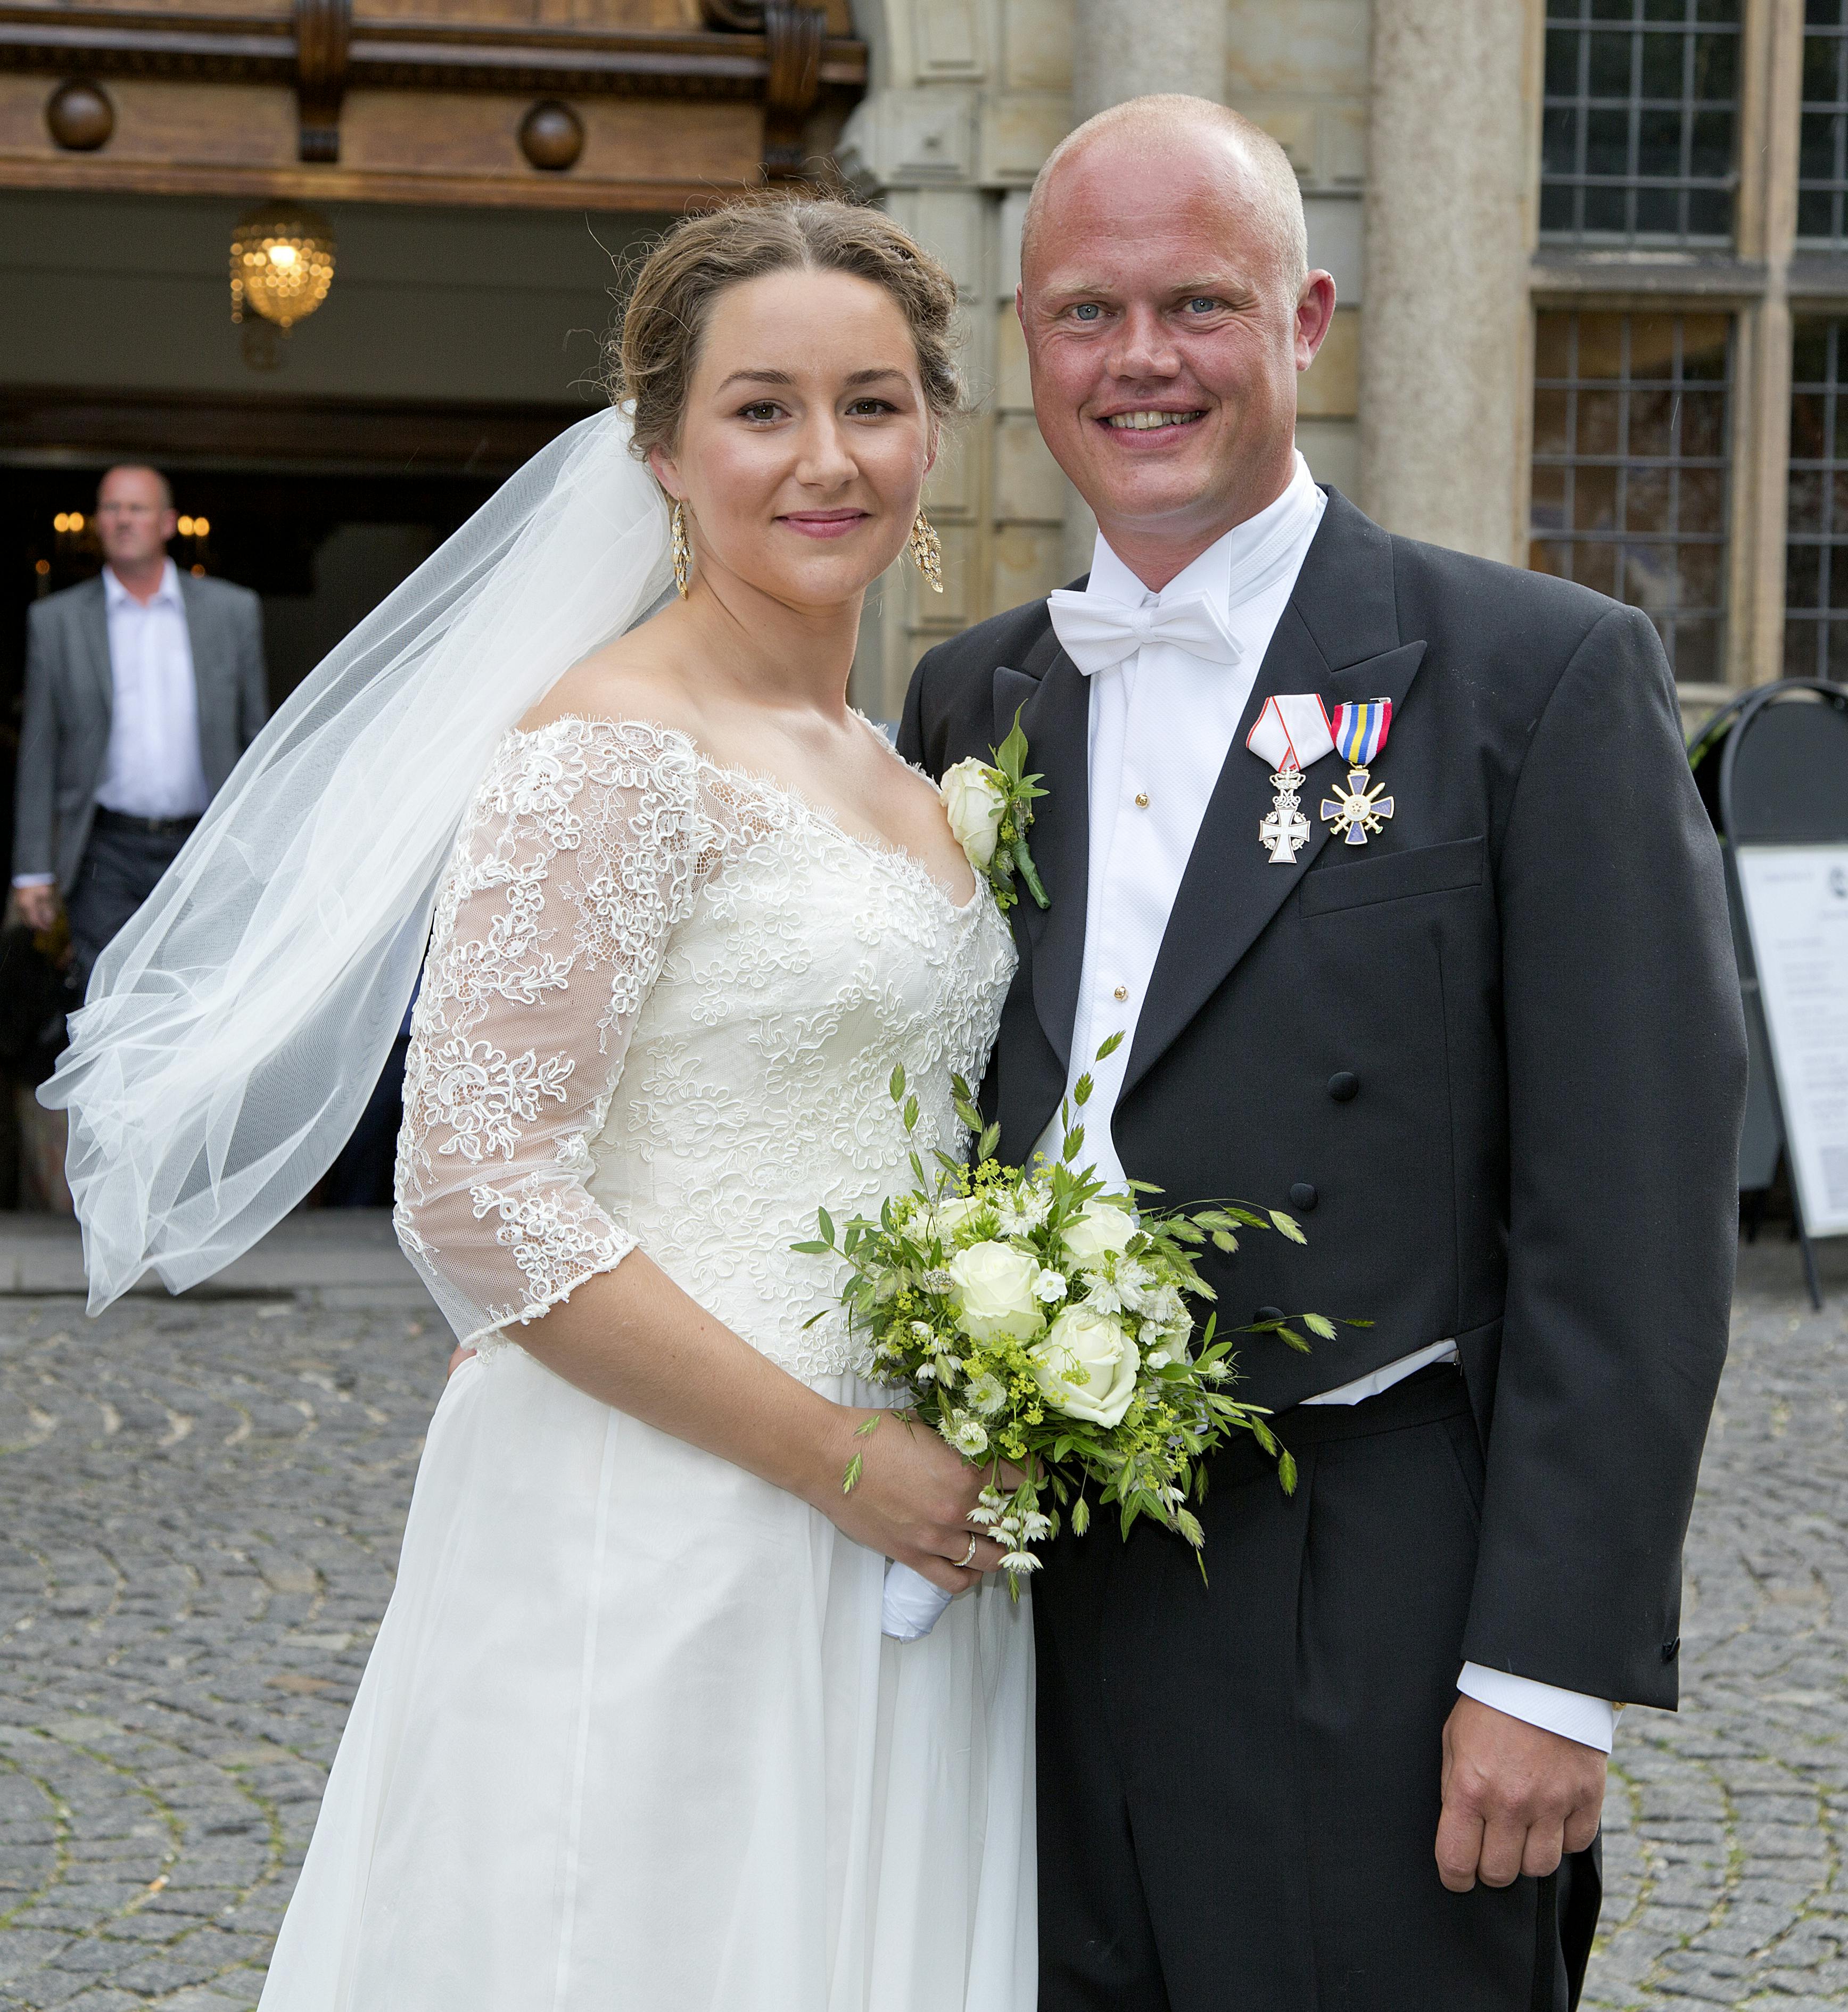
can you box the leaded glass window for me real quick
[1784,318,1848,675]
[1541,0,1742,246]
[1800,0,1848,242]
[1530,311,1732,681]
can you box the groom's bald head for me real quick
[1021,97,1308,299]
[1014,94,1334,588]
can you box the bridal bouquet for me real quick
[796,1040,1354,1637]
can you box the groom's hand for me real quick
[1436,1696,1606,1892]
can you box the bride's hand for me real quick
[813,1407,1020,1594]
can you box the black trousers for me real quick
[65,814,193,988]
[1033,1365,1600,2012]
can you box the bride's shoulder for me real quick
[515,633,708,763]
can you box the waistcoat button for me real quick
[1289,1182,1319,1211]
[1327,1071,1359,1102]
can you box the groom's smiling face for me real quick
[1018,114,1335,585]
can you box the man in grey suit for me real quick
[11,465,267,984]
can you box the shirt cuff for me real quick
[10,874,55,889]
[1456,1664,1617,1753]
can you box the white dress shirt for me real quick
[95,561,210,821]
[1037,452,1616,1753]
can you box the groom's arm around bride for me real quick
[902,95,1748,2012]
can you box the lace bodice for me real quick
[393,715,1016,1380]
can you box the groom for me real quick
[901,97,1746,2010]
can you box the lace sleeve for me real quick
[393,717,714,1347]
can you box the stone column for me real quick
[1072,0,1227,122]
[1359,0,1530,562]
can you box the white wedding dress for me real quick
[257,715,1034,2012]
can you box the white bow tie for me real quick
[1046,589,1243,677]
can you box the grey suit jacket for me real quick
[13,571,267,890]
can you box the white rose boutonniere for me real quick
[942,761,1006,869]
[938,706,1050,912]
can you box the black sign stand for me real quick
[1690,678,1848,1310]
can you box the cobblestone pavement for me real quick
[0,1292,435,2011]
[0,1238,1843,2009]
[1584,1234,1848,2011]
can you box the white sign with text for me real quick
[1737,844,1848,1238]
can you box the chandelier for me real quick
[229,203,336,329]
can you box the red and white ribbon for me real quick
[1245,693,1335,774]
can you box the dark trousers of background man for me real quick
[64,808,195,988]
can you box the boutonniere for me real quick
[940,707,1050,912]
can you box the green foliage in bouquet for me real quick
[795,1038,1366,1585]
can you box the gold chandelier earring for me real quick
[908,510,943,595]
[670,499,692,599]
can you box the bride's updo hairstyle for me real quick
[614,195,967,456]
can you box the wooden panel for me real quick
[355,0,702,24]
[0,75,299,170]
[9,0,288,15]
[0,71,763,205]
[346,0,855,35]
[340,83,760,184]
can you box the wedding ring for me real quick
[956,1536,979,1569]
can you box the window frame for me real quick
[1539,0,1745,250]
[1524,0,1797,713]
[1530,307,1738,682]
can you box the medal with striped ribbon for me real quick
[1320,699,1395,846]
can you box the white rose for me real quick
[941,760,1007,871]
[1061,1199,1138,1267]
[945,1240,1047,1344]
[1028,1305,1142,1429]
[936,1194,989,1242]
[1144,1333,1191,1371]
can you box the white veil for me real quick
[41,406,672,1315]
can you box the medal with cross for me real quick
[1245,693,1336,865]
[1321,770,1393,845]
[1258,769,1311,863]
[1319,699,1395,847]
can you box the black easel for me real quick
[1692,678,1848,1310]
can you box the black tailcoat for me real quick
[901,490,1745,1714]
[901,493,1747,2009]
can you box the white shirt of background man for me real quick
[95,560,210,822]
[1035,450,1616,1755]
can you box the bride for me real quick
[43,197,1034,2009]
